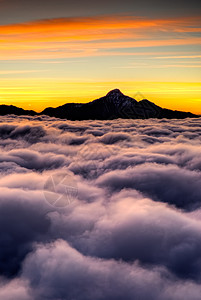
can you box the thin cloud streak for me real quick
[155,55,201,59]
[0,70,49,75]
[0,38,200,60]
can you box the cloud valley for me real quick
[0,115,201,300]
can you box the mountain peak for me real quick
[106,89,124,97]
[0,90,198,120]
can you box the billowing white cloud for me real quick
[0,115,201,299]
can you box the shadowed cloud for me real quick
[0,116,201,299]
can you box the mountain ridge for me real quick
[0,89,198,120]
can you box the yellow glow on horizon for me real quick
[0,80,200,114]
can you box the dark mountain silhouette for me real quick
[0,89,198,120]
[0,105,36,116]
[42,89,197,119]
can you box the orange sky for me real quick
[0,15,200,113]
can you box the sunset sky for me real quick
[0,0,200,113]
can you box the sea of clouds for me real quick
[0,115,201,300]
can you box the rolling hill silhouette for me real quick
[0,89,197,120]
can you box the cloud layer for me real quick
[0,115,201,299]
